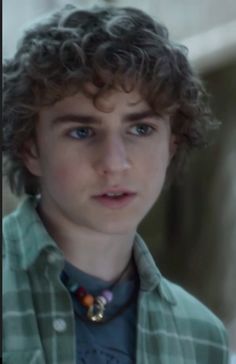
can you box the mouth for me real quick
[92,190,137,209]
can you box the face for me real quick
[24,86,175,236]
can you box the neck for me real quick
[37,204,136,282]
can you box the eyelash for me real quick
[129,124,155,136]
[67,123,156,140]
[68,127,94,140]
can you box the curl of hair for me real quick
[3,4,219,195]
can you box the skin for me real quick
[23,86,176,281]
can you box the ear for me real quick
[169,134,178,160]
[21,139,42,177]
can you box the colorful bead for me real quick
[101,290,113,303]
[76,286,87,300]
[81,294,95,308]
[69,283,79,293]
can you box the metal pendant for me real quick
[87,298,105,322]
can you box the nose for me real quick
[93,134,131,176]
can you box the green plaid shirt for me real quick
[3,197,229,364]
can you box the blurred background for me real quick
[3,0,236,361]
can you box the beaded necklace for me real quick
[61,258,138,324]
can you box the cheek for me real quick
[142,149,170,190]
[144,145,170,173]
[54,166,72,181]
[47,156,92,193]
[44,159,79,190]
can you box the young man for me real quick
[3,4,229,364]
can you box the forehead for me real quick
[40,84,150,118]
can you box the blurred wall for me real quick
[139,60,236,352]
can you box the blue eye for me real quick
[130,124,155,136]
[69,127,94,140]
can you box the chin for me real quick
[93,221,138,236]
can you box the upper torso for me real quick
[3,197,229,364]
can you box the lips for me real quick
[92,189,137,209]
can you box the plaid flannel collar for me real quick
[4,196,176,305]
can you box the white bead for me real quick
[53,318,67,333]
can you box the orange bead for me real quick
[81,294,94,308]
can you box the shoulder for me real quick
[3,204,25,270]
[162,278,229,354]
[163,278,225,328]
[3,208,28,291]
[3,208,20,261]
[3,196,56,270]
[139,276,229,363]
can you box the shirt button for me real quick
[47,252,58,264]
[53,318,67,333]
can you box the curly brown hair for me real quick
[3,4,218,196]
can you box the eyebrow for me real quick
[50,110,159,127]
[124,110,159,122]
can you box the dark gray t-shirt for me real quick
[62,261,139,364]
